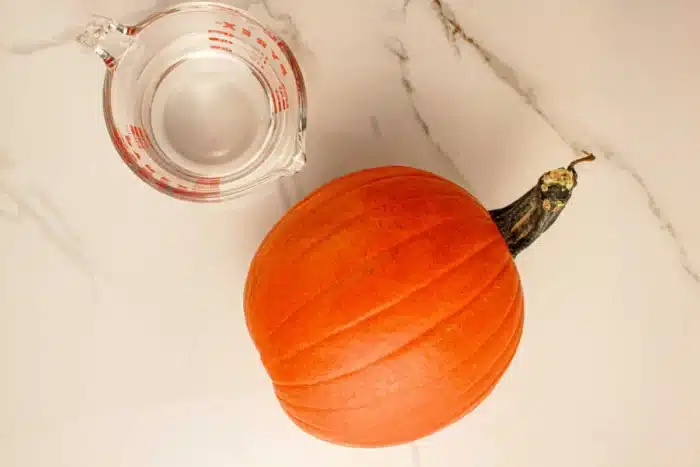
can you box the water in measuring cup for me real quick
[133,33,276,176]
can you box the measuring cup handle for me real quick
[76,15,136,70]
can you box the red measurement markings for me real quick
[208,29,234,37]
[197,178,221,195]
[129,125,152,149]
[242,28,251,37]
[137,167,153,182]
[171,185,205,198]
[275,84,289,111]
[271,50,279,60]
[167,177,219,199]
[264,27,282,45]
[155,177,171,190]
[280,85,289,109]
[171,185,190,196]
[121,150,141,166]
[217,21,235,30]
[141,130,152,149]
[125,135,133,147]
[209,36,233,44]
[115,128,169,187]
[280,63,288,76]
[122,151,136,165]
[256,38,267,48]
[250,49,268,67]
[114,131,128,154]
[195,177,221,186]
[273,90,287,113]
[114,131,139,165]
[210,45,233,53]
[275,90,285,112]
[275,90,282,111]
[272,84,289,112]
[208,28,234,52]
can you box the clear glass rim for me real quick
[102,1,308,203]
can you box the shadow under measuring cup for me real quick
[77,1,307,202]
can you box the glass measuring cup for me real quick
[77,2,307,202]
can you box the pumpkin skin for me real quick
[244,166,524,447]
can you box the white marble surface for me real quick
[2,0,700,466]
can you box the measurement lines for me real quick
[273,85,289,113]
[210,45,234,53]
[114,130,220,198]
[207,20,293,89]
[103,55,116,69]
[129,125,152,149]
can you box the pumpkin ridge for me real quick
[284,210,367,257]
[248,172,411,259]
[375,271,522,403]
[271,254,513,388]
[430,309,524,430]
[243,190,468,335]
[272,268,521,411]
[285,171,416,214]
[260,214,467,342]
[267,236,502,366]
[290,168,446,214]
[278,402,331,437]
[279,401,371,448]
[278,308,523,447]
[406,315,523,447]
[279,317,522,448]
[254,170,455,257]
[272,191,471,267]
[446,289,523,405]
[280,405,368,448]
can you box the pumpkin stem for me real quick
[488,153,595,258]
[568,152,597,170]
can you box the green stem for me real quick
[489,153,596,257]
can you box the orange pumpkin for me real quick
[244,155,594,447]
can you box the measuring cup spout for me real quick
[76,15,136,70]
